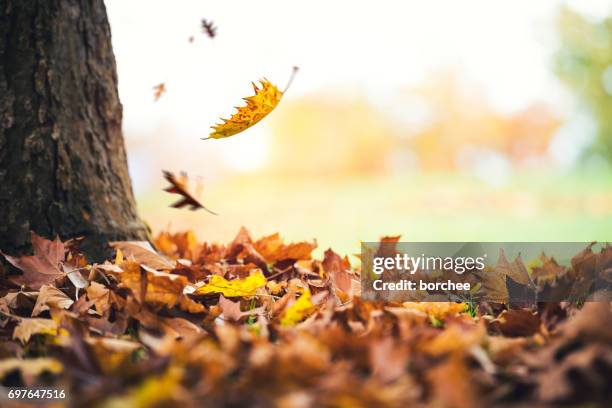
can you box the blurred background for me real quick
[106,0,612,255]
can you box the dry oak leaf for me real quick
[31,285,74,317]
[195,270,266,297]
[12,318,61,344]
[0,357,63,380]
[206,67,298,139]
[162,170,218,214]
[201,19,217,38]
[2,233,66,290]
[110,241,176,270]
[280,289,314,327]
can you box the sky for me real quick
[105,0,612,191]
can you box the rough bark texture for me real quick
[0,0,148,258]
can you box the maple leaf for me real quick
[280,289,314,326]
[253,233,317,263]
[1,233,66,290]
[162,170,218,214]
[195,270,266,297]
[201,19,217,38]
[153,82,166,101]
[31,285,74,317]
[205,67,299,139]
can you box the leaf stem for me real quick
[283,66,299,93]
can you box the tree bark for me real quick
[0,0,148,258]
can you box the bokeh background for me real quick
[105,0,612,255]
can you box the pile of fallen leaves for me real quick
[0,230,610,407]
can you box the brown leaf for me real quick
[322,249,352,294]
[86,281,112,316]
[13,318,59,343]
[32,285,74,316]
[110,241,175,270]
[162,170,217,214]
[2,233,66,290]
[253,233,316,262]
[201,19,217,38]
[496,249,531,286]
[490,309,541,337]
[427,354,478,408]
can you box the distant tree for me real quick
[555,6,612,161]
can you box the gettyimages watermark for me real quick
[361,242,611,303]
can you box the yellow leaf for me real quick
[12,318,62,343]
[195,270,266,297]
[280,289,314,326]
[0,357,63,379]
[206,67,298,139]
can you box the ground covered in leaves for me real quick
[0,229,610,407]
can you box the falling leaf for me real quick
[280,289,314,326]
[1,233,66,290]
[195,270,266,297]
[153,82,166,101]
[31,285,74,316]
[162,170,218,214]
[206,67,298,139]
[201,19,217,38]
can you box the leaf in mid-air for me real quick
[153,83,166,101]
[205,67,298,140]
[201,19,217,38]
[162,170,218,214]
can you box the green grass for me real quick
[138,169,612,257]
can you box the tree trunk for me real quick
[0,0,148,259]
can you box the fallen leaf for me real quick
[322,249,352,294]
[196,270,266,297]
[206,67,298,139]
[0,357,63,379]
[253,233,317,262]
[110,241,176,270]
[280,289,314,326]
[32,285,74,316]
[13,318,60,343]
[490,309,541,337]
[2,233,66,290]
